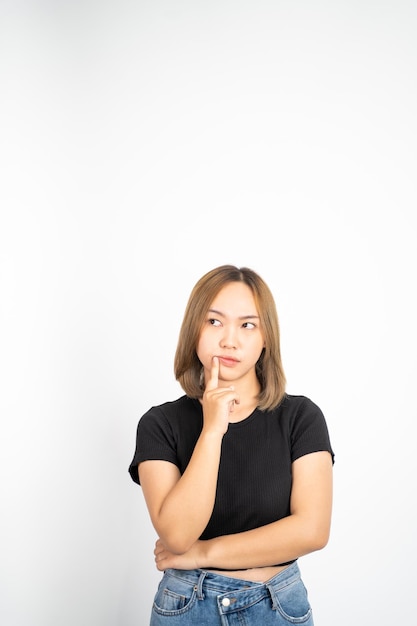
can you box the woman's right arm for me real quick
[138,357,237,555]
[139,431,221,554]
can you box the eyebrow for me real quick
[208,308,260,320]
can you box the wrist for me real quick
[198,538,215,569]
[199,428,224,442]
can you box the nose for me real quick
[220,325,237,349]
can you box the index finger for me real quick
[205,356,219,390]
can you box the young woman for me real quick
[129,265,334,625]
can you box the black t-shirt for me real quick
[128,394,334,540]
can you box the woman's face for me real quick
[196,281,265,386]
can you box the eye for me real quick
[242,322,256,329]
[208,318,221,327]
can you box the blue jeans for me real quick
[149,561,314,625]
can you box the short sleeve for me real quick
[290,397,335,464]
[128,406,180,485]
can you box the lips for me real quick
[218,356,239,367]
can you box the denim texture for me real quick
[149,561,314,626]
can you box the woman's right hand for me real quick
[201,356,239,436]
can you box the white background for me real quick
[1,1,416,625]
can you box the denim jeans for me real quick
[149,561,314,625]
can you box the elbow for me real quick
[299,514,331,553]
[158,529,197,555]
[312,533,329,552]
[151,511,200,555]
[309,522,331,552]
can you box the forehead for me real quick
[209,282,259,315]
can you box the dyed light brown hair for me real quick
[174,265,286,411]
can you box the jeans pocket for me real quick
[152,573,197,616]
[273,577,313,624]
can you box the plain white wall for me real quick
[1,1,416,625]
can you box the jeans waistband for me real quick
[164,561,300,596]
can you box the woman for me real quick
[129,265,334,625]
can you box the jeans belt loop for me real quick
[266,582,278,610]
[196,571,207,600]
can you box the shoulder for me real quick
[142,394,200,417]
[277,394,334,464]
[273,394,324,419]
[138,395,202,429]
[129,396,201,484]
[259,394,326,436]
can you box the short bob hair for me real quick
[174,265,286,411]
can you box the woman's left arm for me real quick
[154,450,333,571]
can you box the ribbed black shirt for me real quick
[128,394,334,540]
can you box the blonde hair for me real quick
[174,265,286,411]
